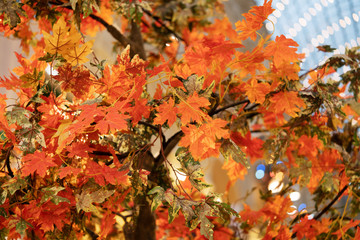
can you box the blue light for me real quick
[256,164,266,171]
[255,170,265,179]
[298,203,307,212]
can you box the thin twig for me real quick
[209,99,249,116]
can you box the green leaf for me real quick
[41,186,69,205]
[220,139,250,169]
[16,218,32,236]
[168,198,181,223]
[148,186,165,212]
[0,190,7,205]
[3,177,26,195]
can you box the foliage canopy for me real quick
[1,0,360,239]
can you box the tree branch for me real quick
[291,185,348,238]
[314,185,348,220]
[88,14,130,49]
[209,99,249,116]
[140,7,185,43]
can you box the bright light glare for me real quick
[289,192,301,201]
[255,170,265,179]
[268,179,283,193]
[287,205,297,215]
[175,171,187,181]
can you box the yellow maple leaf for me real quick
[43,16,93,65]
[64,40,94,66]
[43,16,80,55]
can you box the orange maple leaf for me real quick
[293,217,330,240]
[154,98,178,127]
[244,78,271,104]
[264,35,304,67]
[236,0,274,40]
[222,156,248,187]
[178,92,210,125]
[269,91,306,117]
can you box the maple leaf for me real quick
[63,40,94,66]
[178,92,210,125]
[239,204,263,225]
[58,166,81,179]
[264,35,304,67]
[43,16,79,55]
[131,98,150,125]
[297,135,324,158]
[154,98,178,127]
[54,64,92,98]
[261,195,292,222]
[86,161,128,186]
[293,217,330,240]
[269,91,306,118]
[244,78,271,104]
[236,0,274,40]
[222,156,248,187]
[96,106,128,134]
[231,131,264,163]
[21,151,57,177]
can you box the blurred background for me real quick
[1,0,359,238]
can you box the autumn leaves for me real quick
[43,16,93,66]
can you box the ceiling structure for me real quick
[256,0,360,73]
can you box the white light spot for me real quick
[315,3,322,11]
[289,192,301,201]
[340,19,346,28]
[268,180,284,193]
[345,42,351,48]
[281,0,289,5]
[353,13,359,22]
[294,23,301,32]
[299,18,307,27]
[165,43,171,47]
[304,12,311,21]
[357,37,360,45]
[308,214,315,220]
[266,22,274,31]
[311,38,319,46]
[287,205,297,215]
[322,30,329,38]
[45,65,59,76]
[345,16,351,25]
[255,170,265,179]
[309,8,317,16]
[321,0,328,6]
[328,0,334,2]
[175,171,187,181]
[327,26,334,35]
[289,28,297,37]
[274,9,281,18]
[333,23,340,31]
[317,35,325,44]
[351,39,357,47]
[333,49,340,54]
[268,15,277,24]
[276,2,285,11]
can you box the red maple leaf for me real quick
[21,151,57,177]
